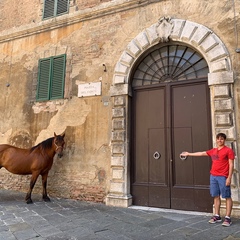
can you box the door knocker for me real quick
[180,152,187,161]
[153,151,161,160]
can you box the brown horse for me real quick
[0,132,65,204]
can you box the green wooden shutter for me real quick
[50,55,66,99]
[37,59,51,101]
[43,0,69,19]
[43,0,55,19]
[56,0,69,16]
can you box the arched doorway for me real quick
[106,18,236,213]
[131,43,213,212]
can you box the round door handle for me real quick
[180,152,187,161]
[153,151,161,160]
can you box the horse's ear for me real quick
[61,132,65,138]
[54,132,57,137]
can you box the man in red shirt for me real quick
[181,133,235,227]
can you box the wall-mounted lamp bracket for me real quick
[103,64,107,72]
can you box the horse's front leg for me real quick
[42,172,51,202]
[25,173,39,204]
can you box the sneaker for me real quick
[222,217,232,227]
[208,215,222,224]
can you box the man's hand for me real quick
[226,177,231,186]
[180,152,189,157]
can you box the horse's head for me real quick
[53,132,65,158]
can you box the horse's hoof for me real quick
[43,197,51,202]
[26,199,33,204]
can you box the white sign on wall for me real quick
[78,82,101,97]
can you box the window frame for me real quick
[36,54,66,102]
[43,0,69,20]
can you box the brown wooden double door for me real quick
[131,80,213,212]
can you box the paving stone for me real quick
[45,234,77,240]
[42,213,68,226]
[13,228,40,240]
[0,231,16,240]
[0,189,240,240]
[8,222,31,232]
[62,226,94,238]
[95,229,133,240]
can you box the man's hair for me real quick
[216,133,226,139]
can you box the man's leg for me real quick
[210,175,221,215]
[221,178,232,226]
[222,197,233,226]
[226,197,233,217]
[209,175,222,223]
[214,196,221,215]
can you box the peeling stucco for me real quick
[34,97,91,144]
[0,129,12,144]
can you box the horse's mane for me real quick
[30,137,54,152]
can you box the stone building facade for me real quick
[0,0,240,216]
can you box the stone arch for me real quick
[107,17,238,210]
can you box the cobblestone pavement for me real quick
[0,189,240,240]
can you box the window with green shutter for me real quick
[43,0,69,20]
[37,54,66,101]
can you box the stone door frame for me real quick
[106,17,239,212]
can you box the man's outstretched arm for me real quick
[180,151,208,157]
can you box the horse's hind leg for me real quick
[25,173,39,204]
[42,172,51,202]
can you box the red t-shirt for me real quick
[206,146,234,177]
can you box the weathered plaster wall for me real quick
[0,20,113,201]
[0,0,240,206]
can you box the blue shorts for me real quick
[210,175,231,198]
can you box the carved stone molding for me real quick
[156,16,174,42]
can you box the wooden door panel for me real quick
[149,185,170,207]
[132,185,148,206]
[149,128,170,208]
[173,127,193,186]
[149,128,166,184]
[132,88,170,207]
[131,81,212,212]
[171,188,194,211]
[134,91,148,183]
[171,83,212,212]
[194,189,213,212]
